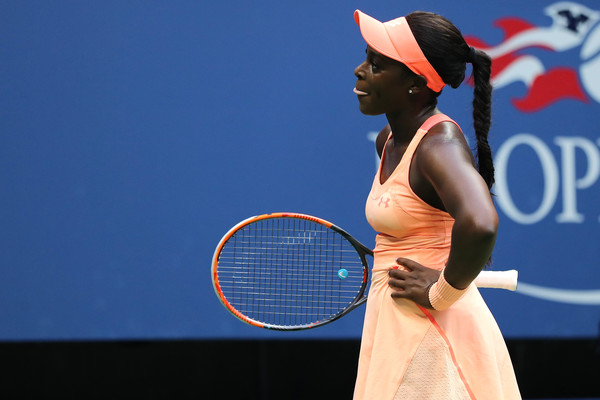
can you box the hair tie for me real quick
[466,46,477,64]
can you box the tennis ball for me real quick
[338,268,348,279]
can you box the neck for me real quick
[386,105,438,146]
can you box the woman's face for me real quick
[354,47,414,116]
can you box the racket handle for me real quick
[474,270,518,291]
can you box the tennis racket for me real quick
[211,212,518,331]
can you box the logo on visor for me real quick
[465,1,600,113]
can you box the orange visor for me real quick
[354,10,445,92]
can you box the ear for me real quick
[410,75,428,93]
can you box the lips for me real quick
[353,87,369,95]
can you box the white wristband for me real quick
[428,270,468,311]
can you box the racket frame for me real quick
[211,212,371,330]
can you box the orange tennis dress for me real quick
[353,114,521,400]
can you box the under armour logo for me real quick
[378,197,390,208]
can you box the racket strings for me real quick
[216,217,366,328]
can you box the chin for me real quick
[359,107,382,116]
[357,103,371,114]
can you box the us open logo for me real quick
[466,2,600,229]
[467,1,600,305]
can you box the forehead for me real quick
[366,46,412,73]
[366,46,390,60]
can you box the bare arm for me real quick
[418,124,498,288]
[388,122,498,307]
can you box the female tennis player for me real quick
[352,10,521,399]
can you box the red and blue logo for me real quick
[466,2,600,113]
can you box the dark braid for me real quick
[406,12,495,190]
[470,49,494,189]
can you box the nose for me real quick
[355,60,367,79]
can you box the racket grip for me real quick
[474,270,518,291]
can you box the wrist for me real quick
[428,269,468,311]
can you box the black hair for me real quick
[406,11,495,190]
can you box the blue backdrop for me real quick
[1,0,599,340]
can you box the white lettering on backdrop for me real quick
[495,134,600,224]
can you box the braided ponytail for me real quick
[470,48,495,190]
[406,12,495,190]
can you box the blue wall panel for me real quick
[1,0,599,340]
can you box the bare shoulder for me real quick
[416,121,475,167]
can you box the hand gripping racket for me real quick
[211,212,518,331]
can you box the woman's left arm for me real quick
[422,128,498,290]
[388,123,498,307]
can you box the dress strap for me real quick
[420,113,461,133]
